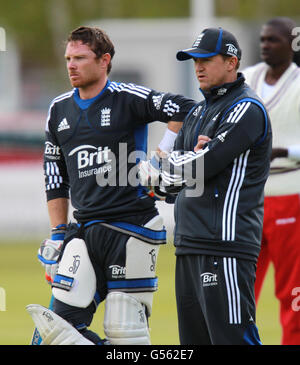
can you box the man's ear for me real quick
[99,52,111,70]
[226,56,238,72]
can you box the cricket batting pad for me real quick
[26,304,94,345]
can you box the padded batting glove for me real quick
[38,224,66,284]
[138,153,161,187]
[138,153,168,201]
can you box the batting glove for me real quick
[38,224,66,284]
[138,153,161,187]
[145,185,167,201]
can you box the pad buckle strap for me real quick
[52,274,74,291]
[107,277,158,293]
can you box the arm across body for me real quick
[160,100,268,191]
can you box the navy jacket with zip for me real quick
[168,73,272,262]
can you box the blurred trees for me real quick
[0,0,189,69]
[0,0,298,105]
[0,0,299,69]
[215,0,300,19]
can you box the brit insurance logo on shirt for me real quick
[68,144,113,180]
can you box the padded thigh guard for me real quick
[103,291,150,345]
[124,215,164,315]
[125,215,163,279]
[52,238,96,308]
[107,215,164,316]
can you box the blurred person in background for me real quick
[243,17,300,345]
[26,26,196,345]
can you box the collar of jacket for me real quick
[200,72,245,102]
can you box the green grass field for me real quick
[0,240,281,345]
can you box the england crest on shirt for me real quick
[100,107,111,126]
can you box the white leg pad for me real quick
[26,304,94,345]
[103,292,150,345]
[52,238,97,308]
[125,215,164,316]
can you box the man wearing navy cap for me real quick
[159,27,272,344]
[177,27,242,61]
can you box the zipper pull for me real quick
[214,187,219,198]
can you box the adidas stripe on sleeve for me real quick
[161,101,266,187]
[44,93,71,201]
[108,82,196,124]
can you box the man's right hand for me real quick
[38,224,66,284]
[38,239,64,284]
[138,153,161,187]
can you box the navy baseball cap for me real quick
[176,27,242,61]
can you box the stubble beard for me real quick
[69,75,99,90]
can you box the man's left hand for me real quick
[194,135,211,152]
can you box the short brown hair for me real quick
[67,26,115,74]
